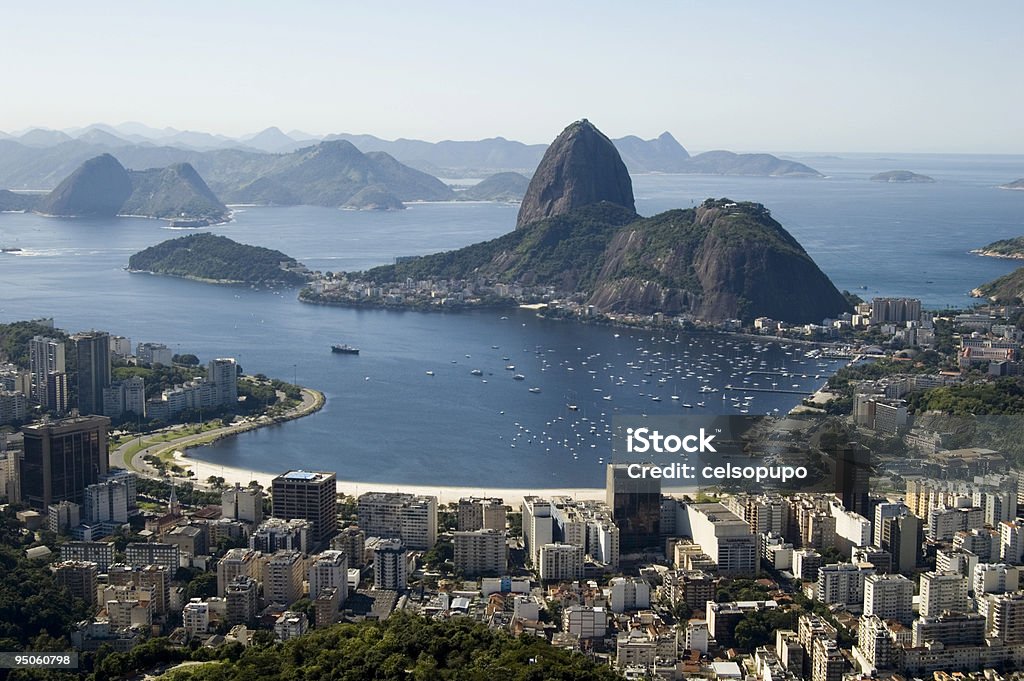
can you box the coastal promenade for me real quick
[110,387,325,479]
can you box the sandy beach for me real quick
[177,450,609,504]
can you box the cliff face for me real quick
[516,119,635,228]
[587,200,851,322]
[36,153,133,217]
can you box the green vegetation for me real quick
[0,320,68,368]
[363,201,636,288]
[113,363,205,401]
[734,608,798,650]
[869,170,935,183]
[909,377,1024,416]
[122,163,227,220]
[974,266,1024,303]
[162,613,624,681]
[0,510,93,653]
[974,235,1024,258]
[457,172,530,202]
[715,578,772,603]
[128,234,310,286]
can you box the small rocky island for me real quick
[870,170,936,183]
[128,233,312,286]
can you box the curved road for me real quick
[110,387,323,482]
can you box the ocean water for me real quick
[0,153,1021,487]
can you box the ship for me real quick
[331,344,360,354]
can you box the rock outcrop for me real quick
[516,120,635,228]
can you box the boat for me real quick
[470,369,483,376]
[505,365,515,371]
[426,371,435,376]
[331,344,360,354]
[682,403,693,408]
[168,217,210,228]
[529,387,541,393]
[1,247,22,253]
[513,374,526,381]
[567,404,579,411]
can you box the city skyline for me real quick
[2,2,1022,153]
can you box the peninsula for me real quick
[300,120,850,324]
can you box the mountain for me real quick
[973,267,1024,303]
[17,129,74,148]
[121,163,228,220]
[128,233,310,286]
[681,150,822,177]
[240,126,311,153]
[35,154,134,217]
[357,121,847,324]
[324,133,547,175]
[870,170,935,183]
[0,189,40,212]
[456,172,531,202]
[614,132,690,172]
[342,185,405,210]
[222,140,453,206]
[1000,179,1024,190]
[516,119,635,228]
[587,199,850,321]
[34,154,227,220]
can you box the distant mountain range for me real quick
[0,123,822,189]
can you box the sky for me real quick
[2,1,1022,153]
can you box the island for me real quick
[971,236,1024,259]
[1000,178,1024,191]
[128,233,313,286]
[300,119,850,325]
[341,184,405,210]
[454,171,531,202]
[870,170,936,183]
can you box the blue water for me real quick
[0,153,1021,487]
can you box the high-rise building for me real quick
[539,542,584,581]
[217,548,262,597]
[222,482,263,524]
[250,517,310,554]
[309,550,349,606]
[919,570,969,617]
[606,464,661,553]
[102,377,146,419]
[271,470,337,545]
[225,575,259,626]
[331,526,366,568]
[834,444,871,516]
[373,539,408,590]
[83,470,136,525]
[453,528,507,577]
[59,540,115,571]
[21,415,110,510]
[356,491,437,550]
[456,497,506,531]
[45,371,69,413]
[863,573,914,625]
[124,542,179,573]
[817,563,873,607]
[74,332,111,416]
[522,496,553,567]
[53,560,98,609]
[685,502,759,577]
[264,550,305,607]
[609,577,651,613]
[29,336,65,406]
[207,358,238,407]
[991,591,1024,644]
[871,298,922,324]
[136,342,173,367]
[879,509,922,573]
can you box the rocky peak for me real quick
[516,119,635,229]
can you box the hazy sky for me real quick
[3,1,1022,153]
